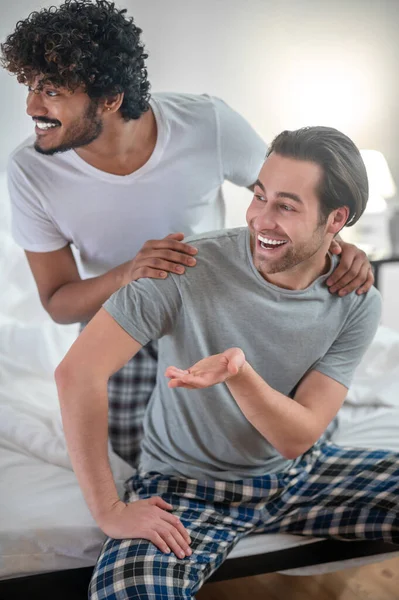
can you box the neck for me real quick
[260,242,332,290]
[75,108,157,175]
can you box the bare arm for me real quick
[26,245,126,324]
[26,233,197,324]
[225,362,347,458]
[55,308,191,557]
[166,348,347,459]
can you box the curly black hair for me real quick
[1,0,150,120]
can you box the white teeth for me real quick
[36,122,58,130]
[258,234,287,246]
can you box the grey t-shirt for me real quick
[104,227,381,481]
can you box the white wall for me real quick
[2,0,399,163]
[1,0,399,327]
[1,0,399,219]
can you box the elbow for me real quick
[55,356,82,396]
[279,446,307,460]
[45,304,76,325]
[278,438,317,461]
[48,311,72,326]
[42,292,78,325]
[54,359,72,394]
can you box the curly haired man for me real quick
[2,0,374,467]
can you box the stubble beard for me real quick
[253,225,326,277]
[34,100,103,156]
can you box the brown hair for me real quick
[268,126,368,226]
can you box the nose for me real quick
[26,91,47,118]
[253,203,278,231]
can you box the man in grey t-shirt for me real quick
[56,126,398,600]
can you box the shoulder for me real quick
[181,227,247,273]
[351,284,382,319]
[151,92,231,124]
[333,282,382,336]
[183,226,245,248]
[152,92,216,110]
[8,136,37,172]
[325,254,382,317]
[7,135,62,180]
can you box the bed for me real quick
[1,172,399,599]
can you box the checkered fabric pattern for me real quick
[107,340,158,466]
[80,325,158,467]
[89,442,399,599]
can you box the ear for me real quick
[102,92,125,115]
[326,206,349,235]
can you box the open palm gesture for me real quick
[165,347,245,389]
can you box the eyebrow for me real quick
[254,179,303,205]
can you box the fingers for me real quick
[165,366,189,378]
[148,498,192,558]
[166,232,185,240]
[165,366,196,388]
[356,266,374,295]
[149,531,173,555]
[146,498,192,558]
[144,237,198,257]
[140,252,197,270]
[161,526,192,559]
[223,348,246,374]
[167,378,196,389]
[329,239,342,255]
[160,512,191,546]
[133,252,197,281]
[149,526,192,559]
[150,496,174,511]
[328,258,371,295]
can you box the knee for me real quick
[88,537,192,600]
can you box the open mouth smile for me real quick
[257,233,289,251]
[34,120,61,135]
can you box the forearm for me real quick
[226,363,319,458]
[56,372,120,522]
[48,263,126,324]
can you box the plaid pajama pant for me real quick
[89,442,399,599]
[80,325,158,467]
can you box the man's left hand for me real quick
[326,239,374,296]
[165,348,245,389]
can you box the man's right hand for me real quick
[98,496,192,558]
[121,233,198,286]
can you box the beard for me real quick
[252,224,326,277]
[34,99,103,156]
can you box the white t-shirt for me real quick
[8,93,266,279]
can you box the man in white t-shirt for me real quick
[1,0,374,466]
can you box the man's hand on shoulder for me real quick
[120,233,198,286]
[326,238,374,296]
[97,497,192,558]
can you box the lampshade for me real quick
[360,150,397,214]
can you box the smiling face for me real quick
[246,152,341,286]
[26,78,103,155]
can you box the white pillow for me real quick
[346,325,399,408]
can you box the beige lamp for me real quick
[341,150,397,257]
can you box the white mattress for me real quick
[1,182,399,581]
